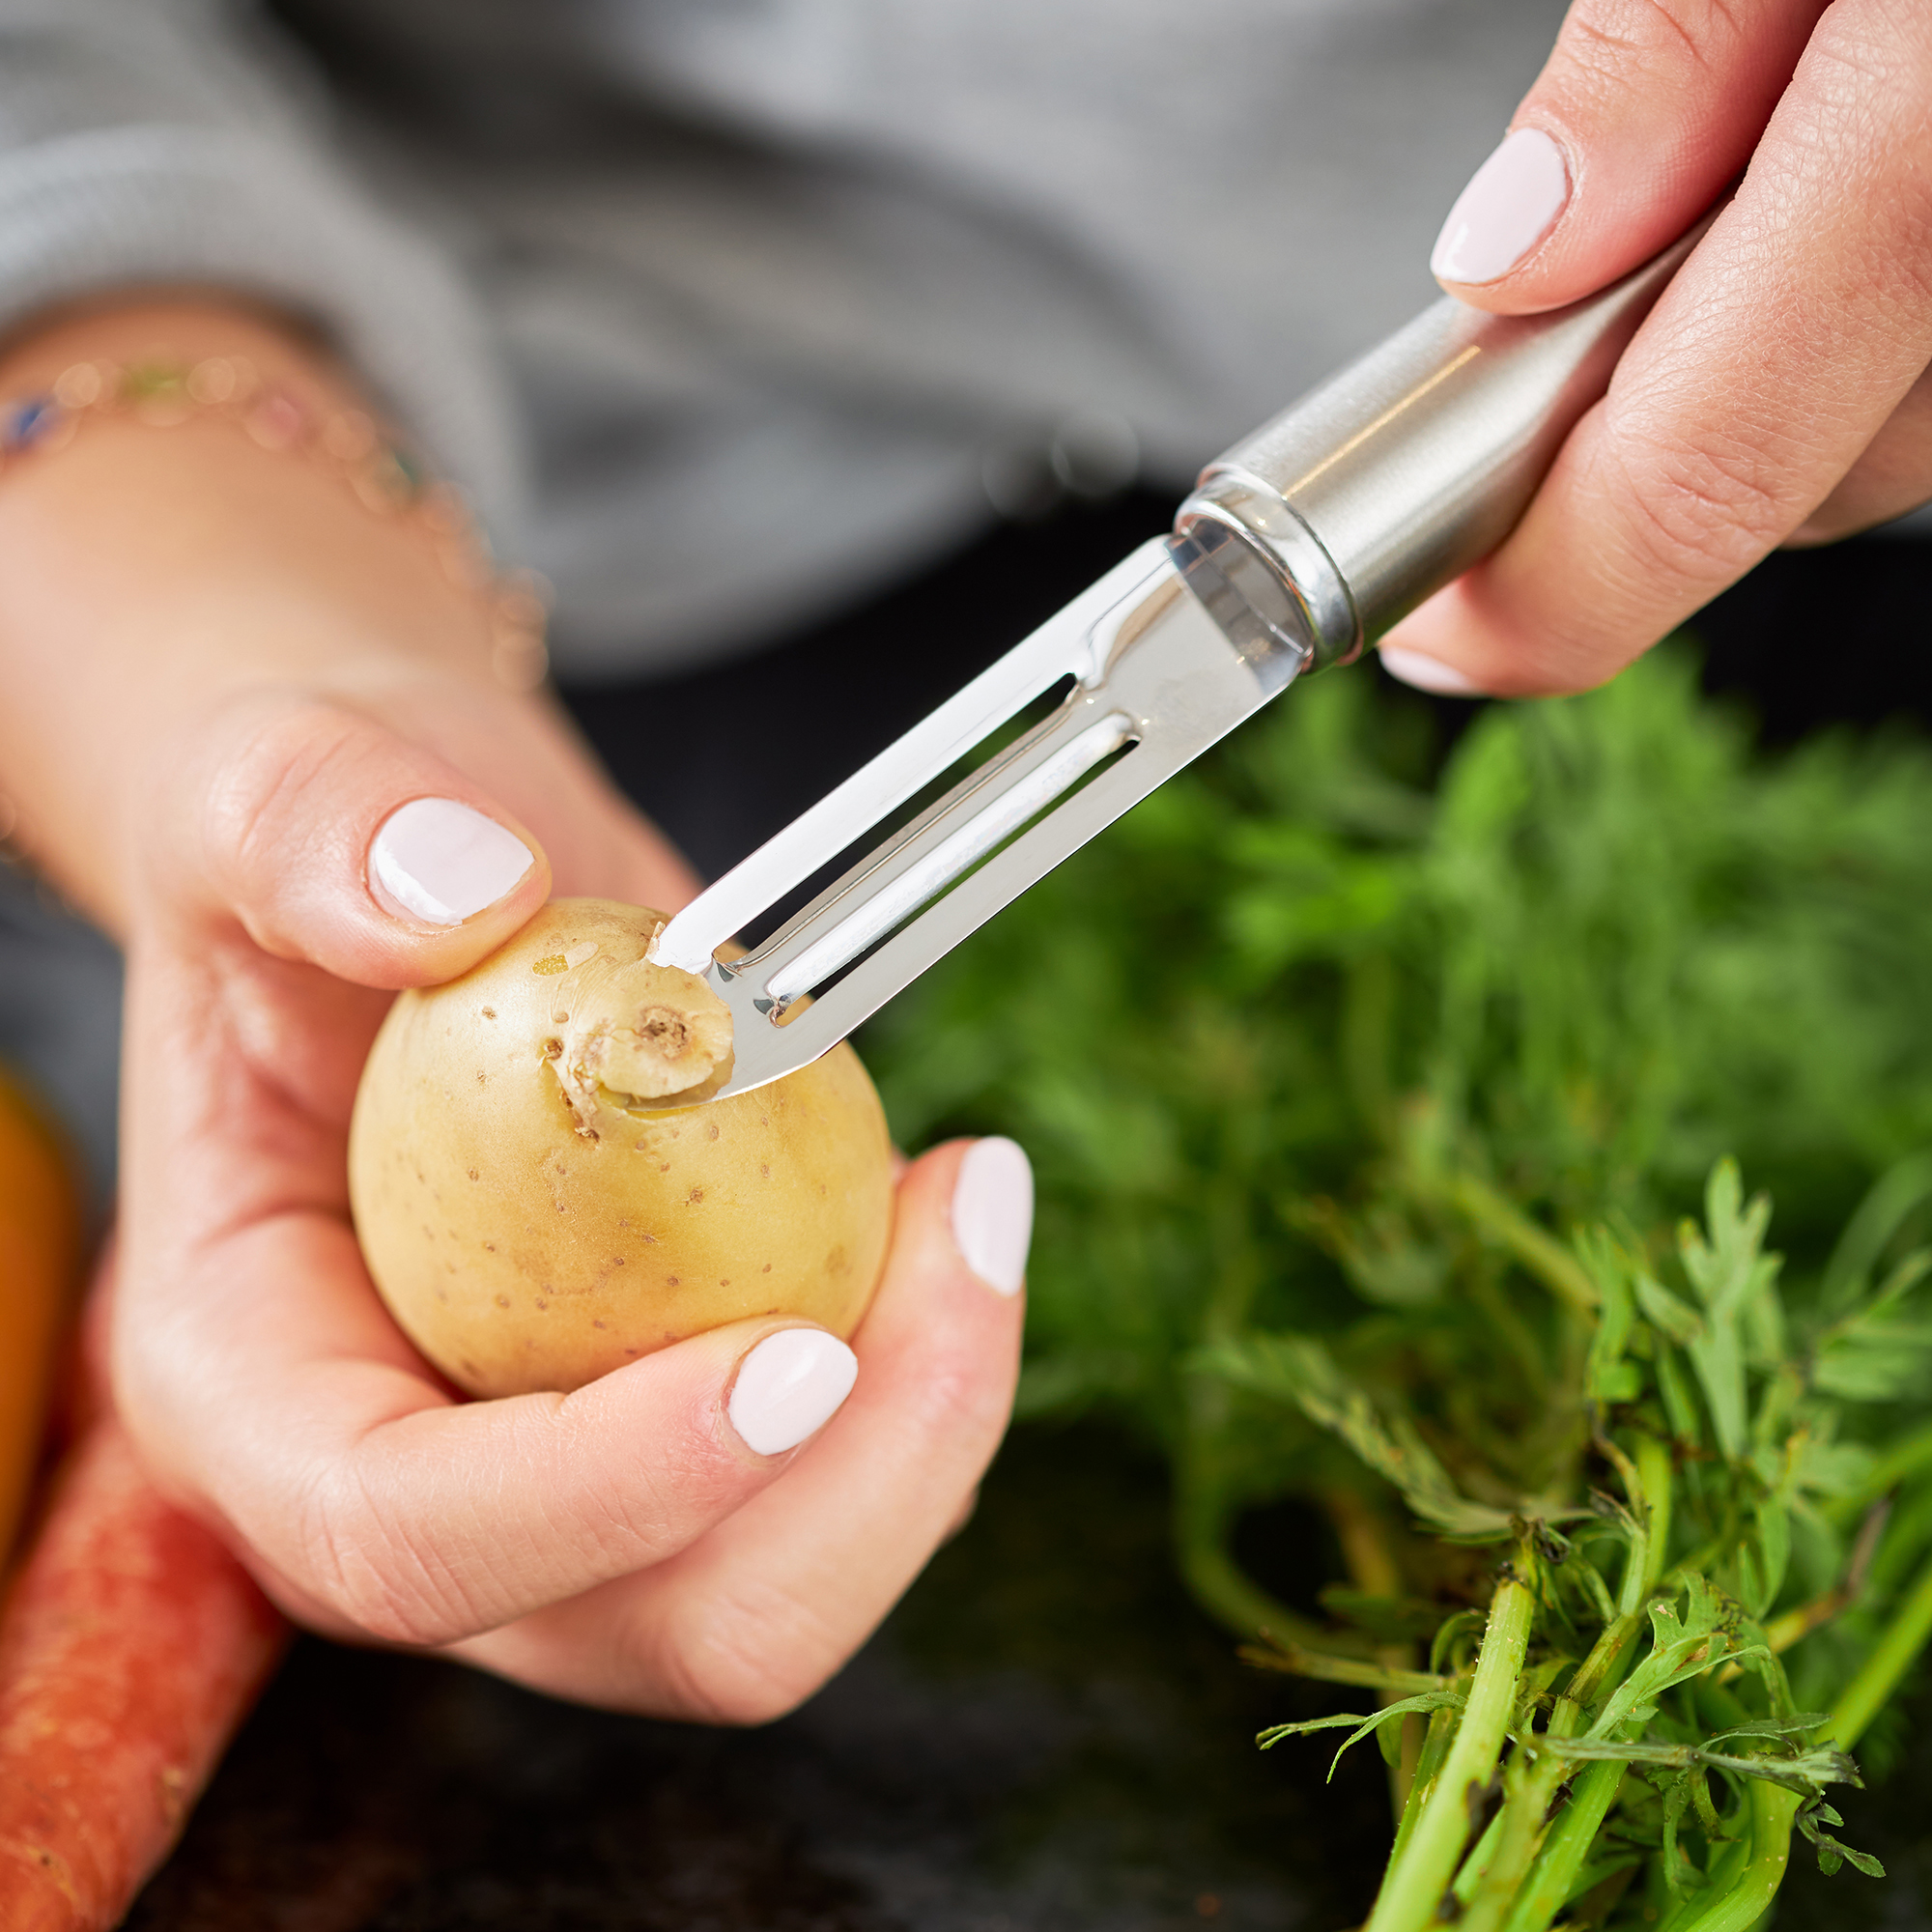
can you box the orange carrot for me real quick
[0,1065,83,1561]
[0,1422,288,1930]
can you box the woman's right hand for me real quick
[0,299,1031,1719]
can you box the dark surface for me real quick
[123,1418,1932,1931]
[128,1426,1391,1932]
[1691,533,1932,746]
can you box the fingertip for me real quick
[366,796,541,929]
[362,794,553,984]
[860,1139,1030,1383]
[1435,0,1813,315]
[1378,642,1491,699]
[949,1137,1034,1297]
[725,1326,859,1457]
[885,1137,1037,1300]
[184,691,553,988]
[1430,127,1572,293]
[344,791,550,988]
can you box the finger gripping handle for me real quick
[1175,224,1705,669]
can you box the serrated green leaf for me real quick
[1798,1797,1888,1879]
[1636,1275,1705,1348]
[1258,1689,1465,1782]
[1588,1578,1762,1737]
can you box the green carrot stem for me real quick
[1363,1566,1538,1932]
[1457,1751,1568,1932]
[1829,1544,1932,1750]
[1387,1703,1458,1870]
[1636,1432,1674,1599]
[1321,1485,1428,1817]
[1443,1174,1600,1316]
[1172,1441,1354,1652]
[1752,1498,1889,1662]
[1249,1643,1446,1696]
[1459,1611,1640,1932]
[1651,1780,1798,1932]
[1562,1609,1643,1716]
[1453,1806,1509,1905]
[1458,1735,1578,1926]
[1495,1758,1626,1932]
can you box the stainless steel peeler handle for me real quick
[1170,223,1705,676]
[653,223,1710,1099]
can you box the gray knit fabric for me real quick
[0,0,1573,676]
[0,4,523,525]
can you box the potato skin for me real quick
[348,899,895,1397]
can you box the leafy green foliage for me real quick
[1192,1331,1517,1539]
[1798,1797,1888,1878]
[862,648,1932,1927]
[1259,1688,1464,1783]
[869,649,1932,1436]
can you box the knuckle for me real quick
[1553,0,1744,98]
[292,1462,486,1648]
[913,1340,1017,1450]
[646,1584,847,1726]
[199,697,364,903]
[1804,2,1932,108]
[1606,427,1794,585]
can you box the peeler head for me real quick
[650,535,1303,1100]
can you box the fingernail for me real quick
[952,1137,1034,1296]
[369,797,534,926]
[728,1328,859,1456]
[1431,128,1570,284]
[1379,645,1488,697]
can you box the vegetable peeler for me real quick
[650,234,1698,1097]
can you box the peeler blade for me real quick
[649,535,1300,1099]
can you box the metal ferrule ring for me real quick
[1173,469,1363,673]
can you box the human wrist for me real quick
[0,298,537,929]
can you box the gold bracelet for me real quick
[0,355,549,694]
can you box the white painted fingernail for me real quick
[369,798,534,926]
[952,1137,1034,1296]
[1431,128,1570,284]
[1379,645,1488,697]
[728,1328,859,1456]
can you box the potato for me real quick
[348,898,894,1397]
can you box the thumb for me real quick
[159,688,552,987]
[1430,0,1825,312]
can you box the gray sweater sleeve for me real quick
[0,0,520,530]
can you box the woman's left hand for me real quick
[0,298,1030,1723]
[1378,0,1932,699]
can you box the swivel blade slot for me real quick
[750,703,1139,1011]
[649,538,1174,978]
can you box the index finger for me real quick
[1432,0,1824,310]
[1385,0,1932,696]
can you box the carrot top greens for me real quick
[867,648,1932,1926]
